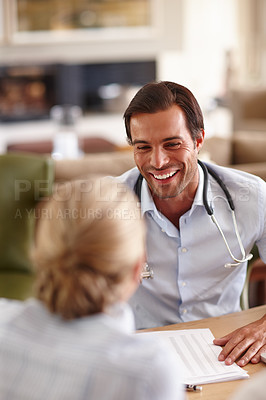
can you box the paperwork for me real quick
[139,328,249,385]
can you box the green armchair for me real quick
[0,153,54,300]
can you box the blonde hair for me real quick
[33,177,145,320]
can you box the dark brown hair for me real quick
[124,81,204,144]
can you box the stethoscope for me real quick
[135,159,253,280]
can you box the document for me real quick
[139,328,249,385]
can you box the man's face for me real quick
[130,105,204,200]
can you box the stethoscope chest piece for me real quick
[141,263,154,280]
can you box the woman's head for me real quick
[124,81,204,145]
[33,177,145,320]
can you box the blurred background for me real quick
[0,0,266,152]
[1,1,266,307]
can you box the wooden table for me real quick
[140,305,266,400]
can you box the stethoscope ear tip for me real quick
[224,253,253,268]
[224,263,234,268]
[224,262,242,268]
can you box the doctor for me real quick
[118,81,266,367]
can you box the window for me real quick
[3,0,159,44]
[0,0,181,65]
[16,0,151,32]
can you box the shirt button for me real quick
[181,281,186,287]
[161,228,165,233]
[183,309,187,314]
[181,247,187,253]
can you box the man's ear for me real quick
[195,129,205,152]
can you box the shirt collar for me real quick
[140,178,166,223]
[187,162,205,216]
[24,299,136,335]
[141,179,155,213]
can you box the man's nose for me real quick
[150,148,170,169]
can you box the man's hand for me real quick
[213,315,266,366]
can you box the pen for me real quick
[185,384,202,392]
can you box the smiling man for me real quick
[117,81,266,368]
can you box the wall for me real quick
[157,0,238,102]
[157,0,238,137]
[2,0,264,141]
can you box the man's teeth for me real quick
[153,171,176,180]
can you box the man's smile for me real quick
[150,170,179,181]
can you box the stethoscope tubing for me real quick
[134,160,253,272]
[198,160,253,267]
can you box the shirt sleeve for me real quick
[256,178,266,262]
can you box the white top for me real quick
[0,298,184,400]
[118,163,266,329]
[229,370,266,400]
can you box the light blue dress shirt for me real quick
[0,298,184,400]
[118,163,266,329]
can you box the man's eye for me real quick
[137,145,151,150]
[165,142,181,148]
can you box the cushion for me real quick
[233,131,266,164]
[0,153,54,273]
[201,137,232,166]
[55,150,135,181]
